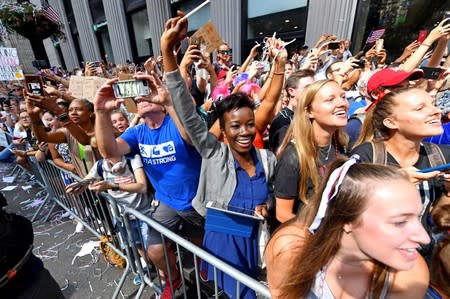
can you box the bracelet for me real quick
[273,72,285,75]
[421,43,431,47]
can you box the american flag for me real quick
[42,1,60,24]
[365,29,385,45]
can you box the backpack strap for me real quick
[423,142,446,168]
[96,158,104,178]
[370,141,387,164]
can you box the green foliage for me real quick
[0,2,65,40]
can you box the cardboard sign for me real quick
[68,76,108,101]
[0,47,24,81]
[190,21,223,54]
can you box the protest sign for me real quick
[70,76,109,101]
[0,47,24,81]
[68,76,108,101]
[190,21,223,53]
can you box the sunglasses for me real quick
[218,49,232,55]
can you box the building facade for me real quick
[7,0,450,73]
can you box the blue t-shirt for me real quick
[120,116,202,211]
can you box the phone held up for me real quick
[112,80,150,99]
[420,66,444,80]
[24,75,44,96]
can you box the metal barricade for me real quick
[28,159,131,299]
[119,205,272,299]
[16,158,272,299]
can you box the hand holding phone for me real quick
[420,66,444,80]
[66,178,98,193]
[24,75,44,96]
[417,30,428,44]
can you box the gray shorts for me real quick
[148,201,204,245]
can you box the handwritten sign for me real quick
[0,47,24,81]
[68,76,108,101]
[190,21,223,54]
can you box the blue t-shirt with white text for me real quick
[120,116,202,211]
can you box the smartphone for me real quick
[375,39,384,53]
[68,178,98,189]
[328,42,340,50]
[112,80,150,98]
[443,11,450,25]
[355,58,366,69]
[233,72,249,86]
[91,61,102,75]
[420,66,443,80]
[24,75,44,96]
[417,30,428,44]
[418,163,450,173]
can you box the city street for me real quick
[0,162,152,299]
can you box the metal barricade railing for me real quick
[119,205,272,299]
[27,159,131,299]
[18,158,272,299]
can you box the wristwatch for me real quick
[111,183,120,191]
[57,112,69,122]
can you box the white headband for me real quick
[308,155,360,234]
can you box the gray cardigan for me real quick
[166,70,277,216]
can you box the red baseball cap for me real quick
[367,68,423,94]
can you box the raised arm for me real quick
[255,41,287,132]
[161,11,220,158]
[93,78,131,159]
[26,96,66,144]
[238,44,261,73]
[400,19,450,71]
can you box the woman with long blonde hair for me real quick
[274,79,349,223]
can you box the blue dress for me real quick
[202,149,268,299]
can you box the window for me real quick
[246,0,307,39]
[130,9,151,57]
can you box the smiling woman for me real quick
[351,87,450,258]
[162,14,277,297]
[265,158,430,299]
[273,80,349,225]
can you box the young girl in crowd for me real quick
[266,157,430,299]
[161,13,277,299]
[351,87,450,257]
[34,110,76,174]
[274,79,349,223]
[11,111,36,169]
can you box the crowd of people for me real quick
[1,10,450,299]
